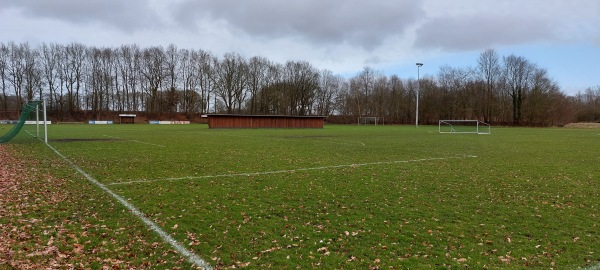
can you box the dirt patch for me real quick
[563,122,600,128]
[50,138,121,143]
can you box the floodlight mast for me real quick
[416,63,423,128]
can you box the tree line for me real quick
[0,42,598,125]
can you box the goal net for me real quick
[358,117,384,125]
[0,100,48,144]
[438,120,490,134]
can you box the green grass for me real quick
[7,124,600,269]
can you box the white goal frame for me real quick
[358,117,384,126]
[25,100,48,143]
[438,120,490,134]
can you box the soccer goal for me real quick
[358,117,384,125]
[438,120,490,134]
[0,100,48,144]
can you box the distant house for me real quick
[206,114,326,129]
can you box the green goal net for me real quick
[0,100,47,144]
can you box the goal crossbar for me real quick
[438,120,490,134]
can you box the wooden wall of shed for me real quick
[207,115,325,128]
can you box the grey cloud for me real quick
[1,0,161,32]
[414,15,557,51]
[173,0,424,50]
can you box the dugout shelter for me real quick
[119,114,136,124]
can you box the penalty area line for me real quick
[44,142,212,269]
[109,155,478,186]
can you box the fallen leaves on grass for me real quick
[0,145,195,268]
[499,253,515,264]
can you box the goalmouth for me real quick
[439,120,490,134]
[358,117,384,126]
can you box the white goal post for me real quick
[438,120,490,134]
[24,99,49,143]
[358,117,384,126]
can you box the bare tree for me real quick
[140,46,166,114]
[62,43,86,115]
[0,43,9,111]
[283,61,319,116]
[7,42,26,108]
[256,62,284,115]
[436,65,473,120]
[178,48,195,114]
[165,44,180,114]
[521,67,566,125]
[315,69,341,116]
[384,75,407,123]
[21,43,42,102]
[116,44,142,112]
[477,49,501,122]
[246,56,270,114]
[503,55,534,124]
[417,77,441,124]
[87,47,115,118]
[354,66,377,117]
[575,86,600,122]
[40,43,62,112]
[212,52,248,114]
[193,50,216,114]
[372,74,389,119]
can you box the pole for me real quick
[416,63,423,128]
[36,102,40,138]
[43,99,48,143]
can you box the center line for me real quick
[108,155,477,186]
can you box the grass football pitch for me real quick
[6,124,600,269]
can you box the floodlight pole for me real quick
[416,63,423,128]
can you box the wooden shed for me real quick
[206,114,326,129]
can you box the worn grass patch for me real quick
[3,124,600,269]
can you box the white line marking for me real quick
[320,138,366,147]
[103,135,166,147]
[44,142,211,269]
[207,132,367,147]
[109,155,477,186]
[582,262,600,270]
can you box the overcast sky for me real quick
[1,0,599,95]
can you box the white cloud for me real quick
[0,0,599,91]
[418,0,600,51]
[172,0,424,50]
[2,0,162,32]
[414,14,556,51]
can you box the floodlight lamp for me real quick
[416,63,423,67]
